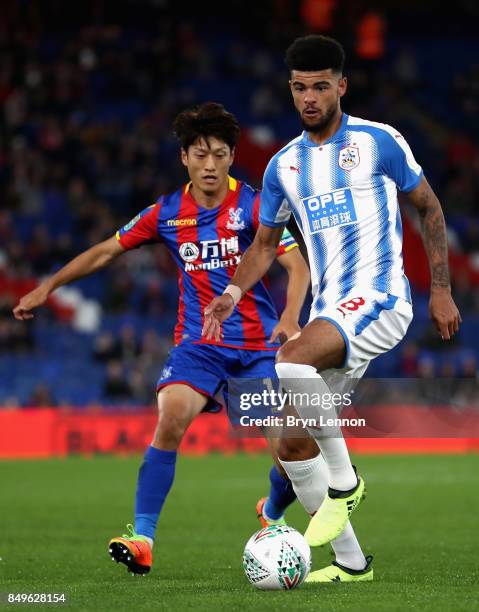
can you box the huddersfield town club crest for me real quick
[226,207,245,231]
[338,146,360,171]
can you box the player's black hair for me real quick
[173,102,240,152]
[285,35,345,74]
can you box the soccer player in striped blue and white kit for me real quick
[204,35,461,583]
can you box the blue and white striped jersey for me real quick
[259,113,422,312]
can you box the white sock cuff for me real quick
[279,454,325,480]
[275,362,318,379]
[279,454,329,515]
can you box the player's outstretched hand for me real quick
[269,315,300,344]
[429,286,462,340]
[202,294,235,341]
[12,284,50,321]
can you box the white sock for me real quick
[279,454,327,514]
[331,523,366,570]
[315,437,358,491]
[275,362,357,490]
[144,536,153,548]
[280,454,366,570]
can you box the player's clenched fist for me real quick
[202,294,235,341]
[429,286,462,340]
[12,283,51,320]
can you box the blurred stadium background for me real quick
[0,0,478,454]
[1,3,478,610]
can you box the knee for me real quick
[155,404,190,448]
[276,341,301,366]
[275,341,317,374]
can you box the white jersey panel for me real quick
[347,115,422,178]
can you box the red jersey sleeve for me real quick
[252,192,261,230]
[116,202,162,250]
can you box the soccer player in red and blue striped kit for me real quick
[13,103,311,575]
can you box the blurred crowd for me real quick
[0,0,478,407]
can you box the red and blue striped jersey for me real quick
[116,176,298,350]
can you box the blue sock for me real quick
[135,445,177,540]
[263,465,297,520]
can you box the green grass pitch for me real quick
[1,454,477,611]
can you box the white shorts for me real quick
[309,291,413,380]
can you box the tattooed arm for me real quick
[407,176,461,340]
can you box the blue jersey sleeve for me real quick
[259,155,292,227]
[379,130,423,192]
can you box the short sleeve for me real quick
[116,202,161,250]
[380,130,423,192]
[276,228,299,257]
[259,156,291,227]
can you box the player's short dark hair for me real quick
[173,102,240,152]
[285,35,345,74]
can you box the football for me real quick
[242,525,311,590]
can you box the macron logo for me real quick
[289,166,300,174]
[167,218,197,227]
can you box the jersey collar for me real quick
[183,175,239,210]
[301,112,349,147]
[184,175,238,194]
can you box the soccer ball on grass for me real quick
[242,525,311,590]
